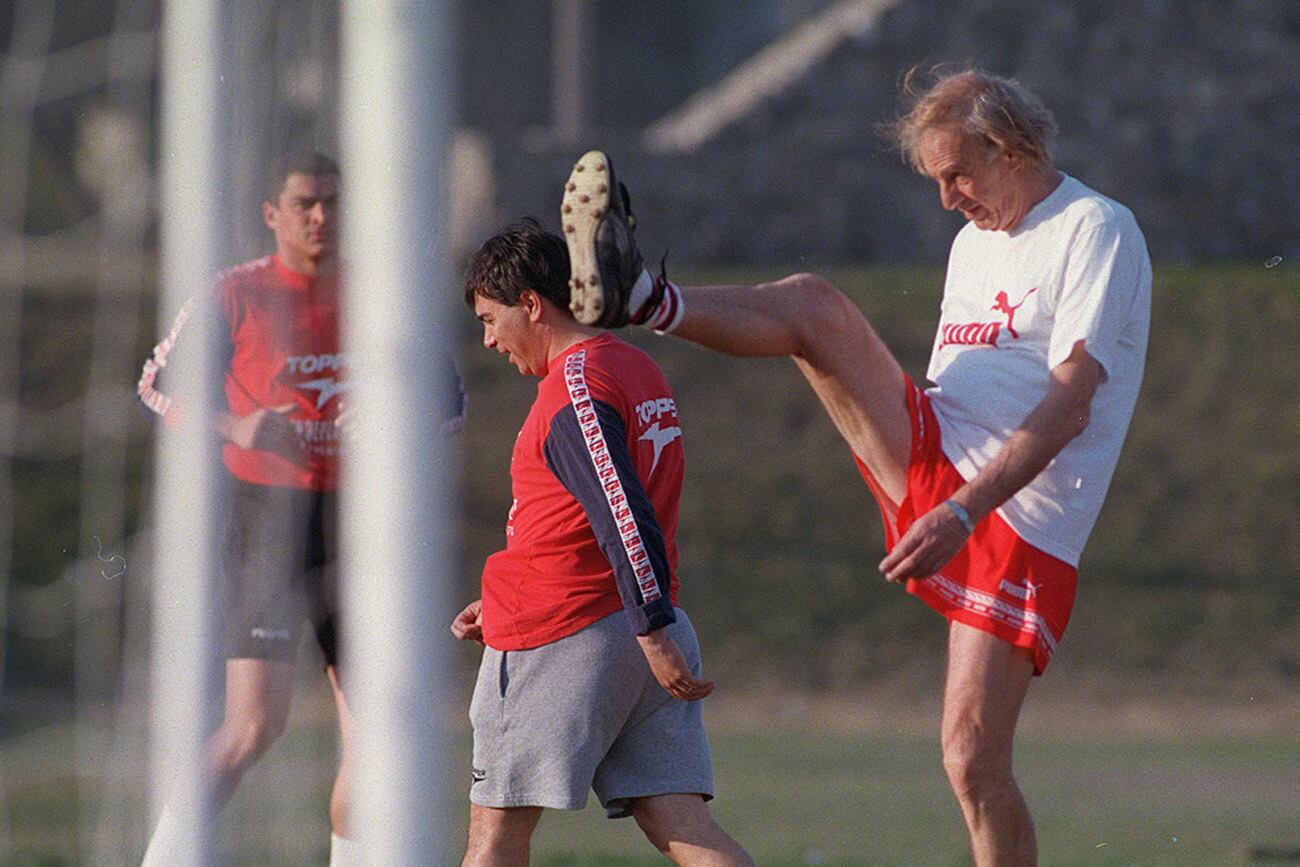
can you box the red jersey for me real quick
[139,255,344,490]
[480,333,684,650]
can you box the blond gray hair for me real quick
[890,67,1057,172]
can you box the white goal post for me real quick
[149,0,458,862]
[338,0,458,862]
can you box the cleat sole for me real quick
[563,150,616,325]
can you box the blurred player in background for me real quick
[452,219,753,867]
[564,67,1150,867]
[137,151,463,866]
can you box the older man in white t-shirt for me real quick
[561,67,1151,866]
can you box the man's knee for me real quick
[773,272,866,355]
[941,728,1013,803]
[630,794,710,852]
[235,708,289,761]
[631,799,674,852]
[781,272,855,319]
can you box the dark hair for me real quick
[463,218,572,312]
[267,151,340,202]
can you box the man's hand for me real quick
[450,599,484,643]
[881,342,1104,585]
[878,501,971,583]
[636,628,714,701]
[222,403,302,455]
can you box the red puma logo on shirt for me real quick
[938,288,1039,349]
[991,287,1038,339]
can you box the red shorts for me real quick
[854,378,1077,675]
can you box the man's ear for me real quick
[262,200,278,230]
[521,289,545,322]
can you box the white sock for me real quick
[627,268,655,313]
[627,268,685,334]
[329,831,365,866]
[644,277,684,334]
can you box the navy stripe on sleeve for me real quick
[543,351,675,635]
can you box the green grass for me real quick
[526,731,1300,866]
[4,700,1298,866]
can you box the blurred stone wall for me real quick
[486,0,1300,264]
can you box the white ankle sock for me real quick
[627,268,655,313]
[627,268,685,334]
[644,278,684,333]
[329,831,364,866]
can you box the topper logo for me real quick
[635,397,678,424]
[286,353,347,374]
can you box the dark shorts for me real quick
[221,479,339,665]
[854,378,1078,675]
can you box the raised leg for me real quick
[672,272,912,504]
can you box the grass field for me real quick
[3,683,1298,866]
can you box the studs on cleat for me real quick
[562,149,641,327]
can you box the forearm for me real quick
[880,343,1102,583]
[950,346,1099,524]
[952,406,1084,524]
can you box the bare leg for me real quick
[671,272,912,504]
[941,622,1037,867]
[327,665,353,838]
[630,793,755,866]
[205,658,295,808]
[141,659,293,865]
[461,804,543,867]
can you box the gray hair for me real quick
[890,67,1057,172]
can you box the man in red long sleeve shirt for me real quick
[452,219,751,867]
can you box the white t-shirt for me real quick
[926,174,1151,566]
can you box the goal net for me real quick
[1,1,457,862]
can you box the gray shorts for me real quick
[469,608,714,818]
